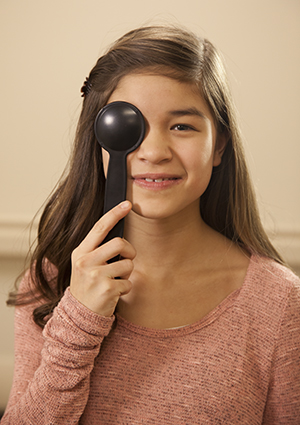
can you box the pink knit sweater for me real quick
[2,255,300,424]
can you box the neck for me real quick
[118,201,250,328]
[123,201,217,272]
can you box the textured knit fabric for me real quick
[1,255,300,424]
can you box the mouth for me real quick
[142,177,178,182]
[131,174,182,190]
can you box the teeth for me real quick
[144,178,170,182]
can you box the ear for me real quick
[213,131,228,167]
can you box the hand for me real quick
[70,201,135,317]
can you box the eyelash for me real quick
[172,124,196,131]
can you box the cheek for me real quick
[182,144,215,191]
[101,149,110,178]
[182,142,214,173]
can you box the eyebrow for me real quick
[168,107,207,120]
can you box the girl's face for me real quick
[102,73,225,220]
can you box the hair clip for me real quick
[81,77,92,97]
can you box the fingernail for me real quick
[120,201,130,209]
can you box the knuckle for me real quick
[73,255,87,273]
[120,279,133,296]
[123,258,134,271]
[103,205,122,224]
[93,219,106,234]
[113,237,126,251]
[89,267,101,281]
[129,245,137,259]
[111,205,122,218]
[101,278,118,296]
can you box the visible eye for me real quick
[172,124,196,132]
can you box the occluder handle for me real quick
[102,151,127,258]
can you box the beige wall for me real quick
[0,0,299,409]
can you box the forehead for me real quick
[108,73,212,119]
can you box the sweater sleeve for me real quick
[1,277,114,425]
[262,280,300,424]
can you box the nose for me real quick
[135,126,173,164]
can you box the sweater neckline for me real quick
[115,254,258,338]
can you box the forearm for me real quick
[1,288,114,424]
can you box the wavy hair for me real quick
[8,25,284,327]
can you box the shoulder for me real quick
[248,255,300,296]
[240,254,300,327]
[229,255,300,368]
[16,260,58,329]
[18,259,58,296]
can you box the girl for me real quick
[2,25,300,424]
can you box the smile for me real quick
[143,177,178,183]
[131,175,182,191]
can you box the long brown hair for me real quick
[8,25,284,327]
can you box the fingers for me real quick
[70,254,134,317]
[69,200,135,317]
[80,276,133,318]
[104,257,135,280]
[79,201,132,254]
[91,236,136,266]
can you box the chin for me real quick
[131,202,169,220]
[131,200,194,222]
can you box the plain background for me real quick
[0,0,299,410]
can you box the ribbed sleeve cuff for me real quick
[60,287,115,337]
